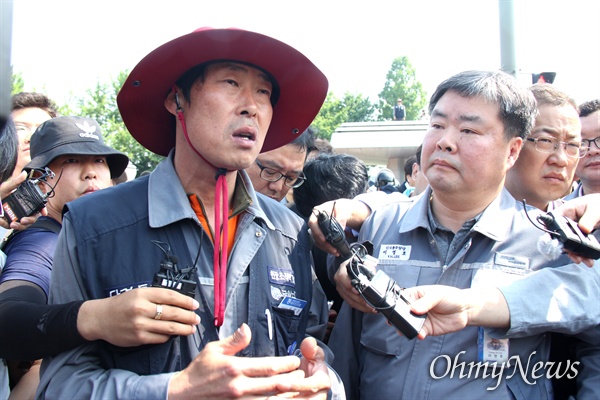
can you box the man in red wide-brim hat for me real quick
[38,27,344,399]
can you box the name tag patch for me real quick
[494,253,530,270]
[379,244,411,261]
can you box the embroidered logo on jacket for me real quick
[268,266,295,287]
[106,282,150,297]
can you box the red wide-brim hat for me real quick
[117,27,328,157]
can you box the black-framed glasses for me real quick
[582,136,600,152]
[525,136,587,158]
[255,160,306,188]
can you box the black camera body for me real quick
[2,178,48,224]
[316,209,426,339]
[152,255,197,297]
[538,211,600,259]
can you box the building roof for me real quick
[330,121,428,165]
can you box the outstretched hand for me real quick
[403,285,471,339]
[552,193,600,267]
[308,198,371,256]
[277,337,331,399]
[333,258,375,314]
[168,324,331,399]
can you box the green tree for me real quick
[312,91,377,140]
[11,71,24,95]
[378,56,427,121]
[65,71,164,175]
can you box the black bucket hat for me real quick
[25,116,129,179]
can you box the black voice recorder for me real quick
[316,209,426,339]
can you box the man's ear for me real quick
[506,136,524,170]
[164,89,179,116]
[411,162,420,181]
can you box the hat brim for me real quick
[25,142,129,179]
[117,28,328,157]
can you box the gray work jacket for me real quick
[36,152,334,399]
[329,187,600,400]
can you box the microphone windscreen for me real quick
[537,233,563,260]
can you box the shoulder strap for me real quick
[0,229,15,252]
[0,218,61,251]
[29,218,62,234]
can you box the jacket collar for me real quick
[147,150,273,229]
[399,186,519,242]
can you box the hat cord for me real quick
[173,86,229,327]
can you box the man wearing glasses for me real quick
[245,128,312,202]
[318,71,600,400]
[10,93,58,181]
[1,93,57,232]
[505,83,586,211]
[502,85,598,399]
[566,99,600,200]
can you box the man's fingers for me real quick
[299,337,321,362]
[407,286,439,314]
[217,323,253,356]
[141,287,200,311]
[577,211,600,234]
[150,303,200,326]
[237,370,306,396]
[566,252,594,268]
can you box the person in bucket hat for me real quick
[0,115,128,395]
[25,116,129,179]
[38,28,342,399]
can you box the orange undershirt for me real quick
[188,194,238,257]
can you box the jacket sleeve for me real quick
[573,325,600,399]
[492,260,600,337]
[0,283,85,360]
[37,341,173,399]
[327,302,363,400]
[305,267,329,343]
[36,216,174,399]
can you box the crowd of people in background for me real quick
[0,25,599,400]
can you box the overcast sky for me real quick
[9,0,600,107]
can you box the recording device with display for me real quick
[2,168,54,224]
[315,209,427,339]
[152,241,197,297]
[537,210,600,260]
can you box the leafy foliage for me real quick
[312,92,377,140]
[377,56,427,121]
[59,71,164,175]
[10,71,24,95]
